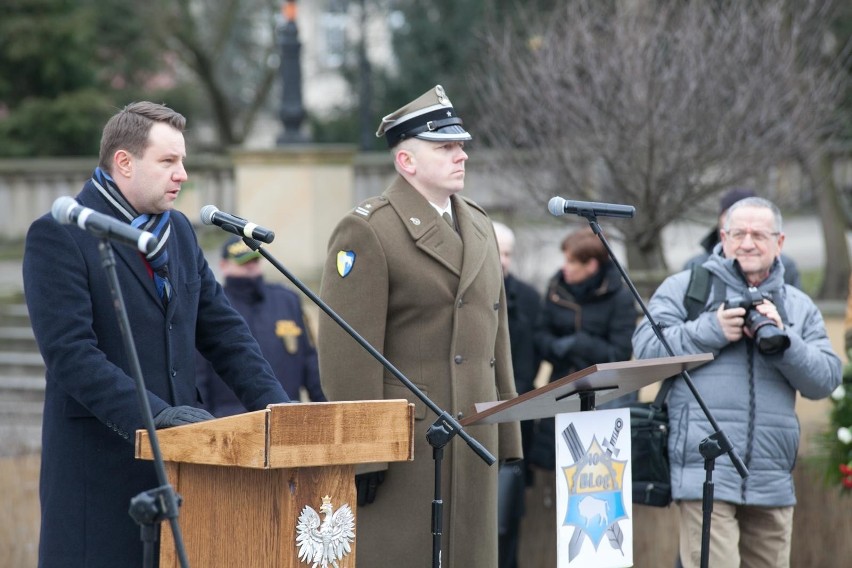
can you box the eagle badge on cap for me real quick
[435,85,447,104]
[337,250,356,278]
[375,84,471,147]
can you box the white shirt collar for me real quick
[429,200,453,219]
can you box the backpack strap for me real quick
[684,265,728,321]
[655,266,720,407]
[684,266,712,321]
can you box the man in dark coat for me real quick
[23,102,289,568]
[318,85,522,567]
[198,236,326,416]
[492,221,542,568]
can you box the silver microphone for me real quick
[548,197,635,219]
[51,197,158,254]
[200,205,275,244]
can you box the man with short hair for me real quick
[23,102,289,567]
[684,187,801,288]
[633,197,840,568]
[318,85,522,567]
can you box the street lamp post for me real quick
[277,0,309,144]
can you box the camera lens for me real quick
[745,311,791,355]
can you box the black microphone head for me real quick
[548,196,566,217]
[51,196,79,224]
[200,205,219,225]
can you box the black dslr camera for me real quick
[724,287,790,355]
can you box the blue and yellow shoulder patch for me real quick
[336,250,356,277]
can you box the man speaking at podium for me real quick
[318,85,522,567]
[23,102,289,568]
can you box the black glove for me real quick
[355,471,385,506]
[551,336,577,359]
[154,406,216,429]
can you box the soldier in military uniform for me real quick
[318,85,522,567]
[198,236,325,415]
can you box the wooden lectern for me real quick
[135,400,414,568]
[460,354,713,425]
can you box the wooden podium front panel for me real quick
[267,400,414,467]
[159,462,357,568]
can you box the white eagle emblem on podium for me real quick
[295,495,355,567]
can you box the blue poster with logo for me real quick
[556,408,633,567]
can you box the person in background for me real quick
[633,197,840,568]
[23,102,289,568]
[492,221,542,568]
[684,186,801,288]
[317,85,522,568]
[198,236,325,416]
[528,226,638,470]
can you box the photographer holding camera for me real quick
[632,196,841,568]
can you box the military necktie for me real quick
[442,212,456,233]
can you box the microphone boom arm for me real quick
[239,237,496,466]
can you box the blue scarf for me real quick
[91,167,172,301]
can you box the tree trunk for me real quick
[625,228,670,301]
[811,152,851,300]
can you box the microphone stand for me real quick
[241,237,496,568]
[570,212,748,568]
[98,240,191,568]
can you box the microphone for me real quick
[51,197,159,254]
[548,197,635,219]
[200,205,275,244]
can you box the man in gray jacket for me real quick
[632,197,840,568]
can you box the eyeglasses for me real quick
[725,229,780,244]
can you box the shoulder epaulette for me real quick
[459,195,487,216]
[351,196,390,219]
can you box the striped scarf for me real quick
[91,167,172,301]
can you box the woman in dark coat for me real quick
[528,227,637,469]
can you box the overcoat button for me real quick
[493,302,500,310]
[454,355,463,364]
[490,358,496,367]
[457,411,464,419]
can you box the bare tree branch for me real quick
[136,0,280,148]
[474,0,848,275]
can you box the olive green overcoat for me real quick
[318,176,522,567]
